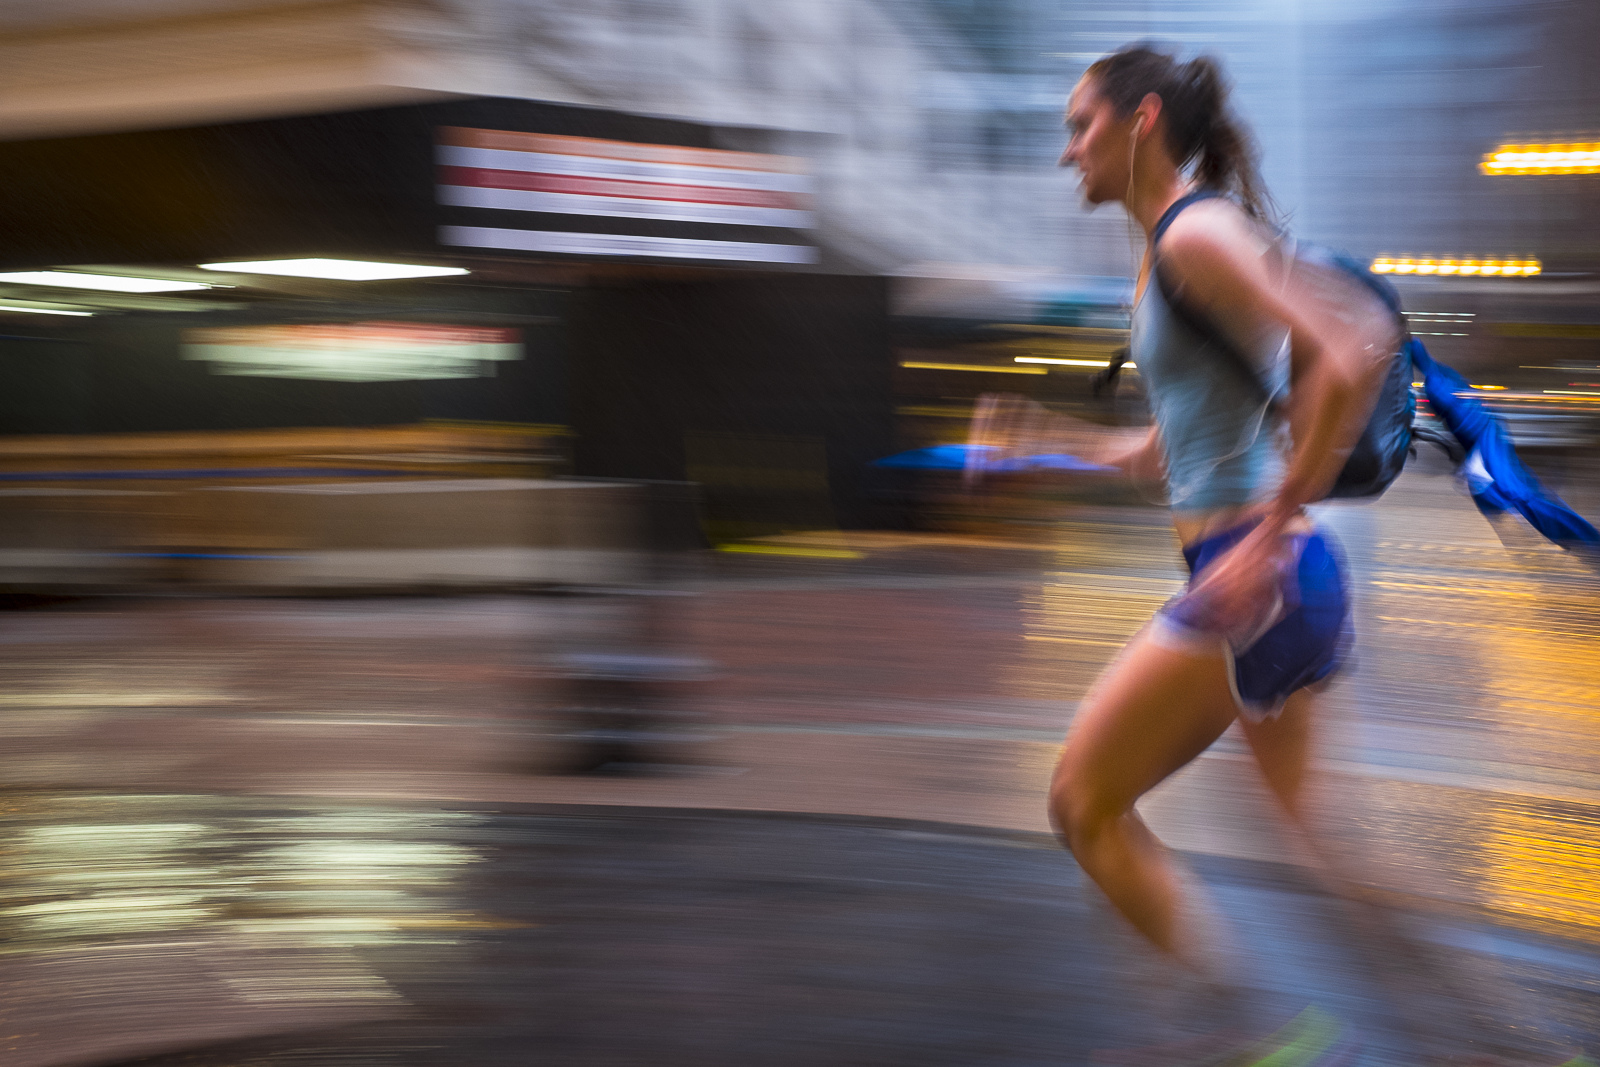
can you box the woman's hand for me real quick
[1175,514,1306,644]
[966,393,1152,487]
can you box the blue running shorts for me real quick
[1152,522,1352,722]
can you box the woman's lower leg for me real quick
[1050,630,1244,962]
[1065,806,1188,955]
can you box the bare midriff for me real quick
[1171,505,1312,549]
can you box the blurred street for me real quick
[1,456,1597,1066]
[2,1,1599,1064]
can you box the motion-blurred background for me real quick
[0,2,1596,1065]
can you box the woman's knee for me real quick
[1048,759,1121,857]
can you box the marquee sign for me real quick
[435,127,817,265]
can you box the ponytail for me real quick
[1084,45,1277,225]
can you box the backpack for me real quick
[1143,191,1598,552]
[1149,189,1415,500]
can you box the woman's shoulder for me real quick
[1155,196,1283,310]
[1158,195,1273,262]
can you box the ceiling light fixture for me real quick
[0,271,211,293]
[0,304,95,317]
[198,259,470,281]
[1015,356,1136,369]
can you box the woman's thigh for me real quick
[1052,627,1243,822]
[1238,688,1316,823]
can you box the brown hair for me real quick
[1084,44,1276,224]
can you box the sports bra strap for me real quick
[1148,188,1280,408]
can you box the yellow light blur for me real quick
[1459,391,1600,403]
[1471,384,1506,390]
[1494,394,1600,403]
[1481,142,1600,175]
[899,361,1047,375]
[1371,257,1540,277]
[717,543,865,559]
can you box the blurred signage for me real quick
[183,323,522,382]
[435,127,817,265]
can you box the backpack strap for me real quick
[1152,188,1227,244]
[1091,344,1131,398]
[1149,189,1282,408]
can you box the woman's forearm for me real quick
[1099,426,1164,482]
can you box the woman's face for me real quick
[1060,77,1137,206]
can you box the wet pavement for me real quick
[0,800,1593,1067]
[1,457,1597,1065]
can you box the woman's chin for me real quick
[1078,185,1110,208]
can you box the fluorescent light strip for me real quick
[900,361,1046,375]
[199,259,469,281]
[0,270,210,293]
[1013,356,1134,369]
[0,304,94,317]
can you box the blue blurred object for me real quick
[1411,340,1600,551]
[872,444,1111,473]
[871,444,975,469]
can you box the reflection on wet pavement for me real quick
[0,798,487,950]
[0,797,494,1067]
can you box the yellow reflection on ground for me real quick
[1484,804,1600,939]
[1344,482,1600,937]
[1009,515,1184,703]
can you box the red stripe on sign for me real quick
[436,127,806,173]
[437,167,809,210]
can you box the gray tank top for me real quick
[1130,275,1287,513]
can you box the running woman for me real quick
[972,45,1595,1064]
[971,43,1393,1031]
[1042,42,1388,971]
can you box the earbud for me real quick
[1133,115,1147,139]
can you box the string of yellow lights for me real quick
[1371,258,1540,277]
[1480,143,1600,176]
